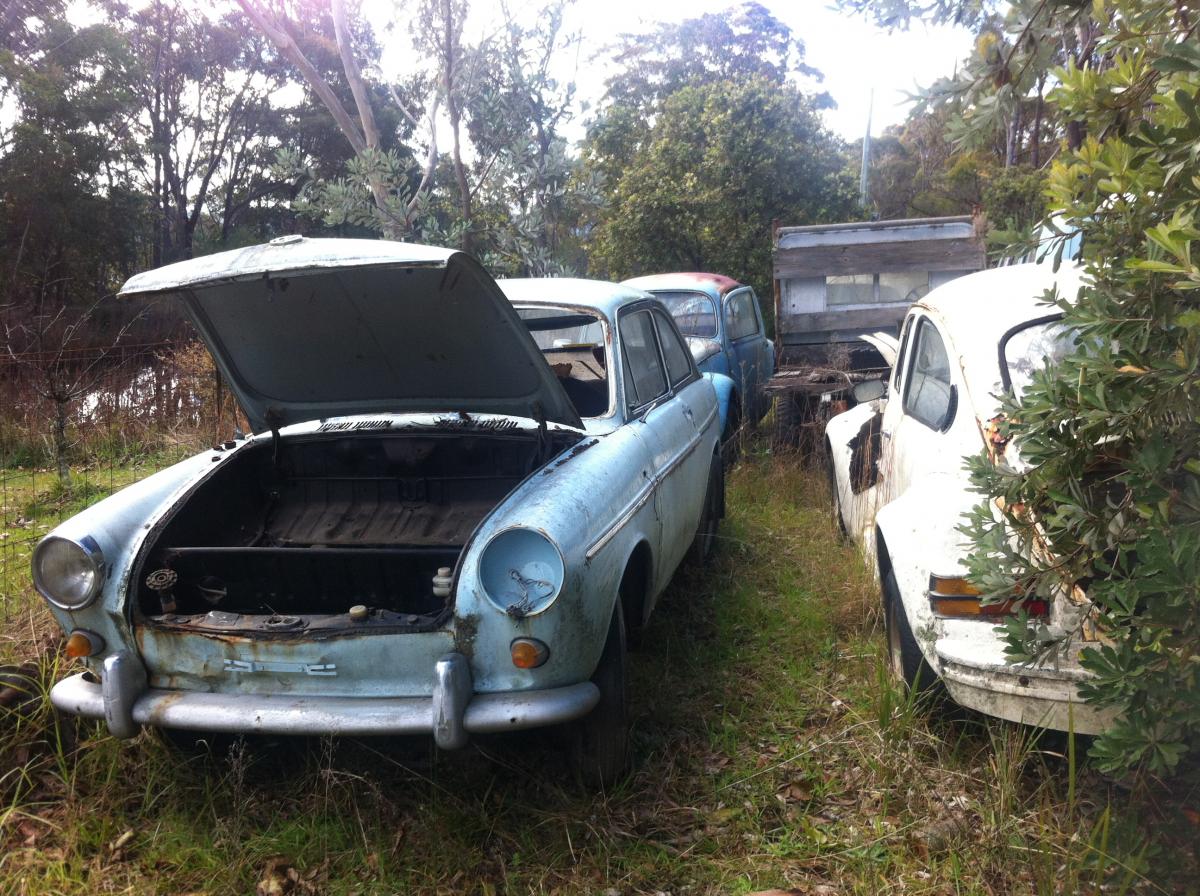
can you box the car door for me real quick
[650,307,713,566]
[881,314,960,504]
[723,287,770,419]
[835,310,915,544]
[618,306,703,590]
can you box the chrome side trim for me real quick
[585,418,712,561]
[658,432,702,481]
[585,477,656,560]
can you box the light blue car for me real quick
[623,273,775,442]
[37,238,729,785]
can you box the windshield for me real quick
[650,290,718,338]
[1003,318,1079,400]
[516,307,611,418]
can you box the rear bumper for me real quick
[935,626,1114,735]
[50,650,600,748]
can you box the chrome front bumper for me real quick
[50,651,600,749]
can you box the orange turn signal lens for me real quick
[64,630,104,659]
[928,574,982,597]
[510,638,549,669]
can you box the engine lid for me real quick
[120,237,583,433]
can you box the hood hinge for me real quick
[532,401,551,466]
[265,406,284,471]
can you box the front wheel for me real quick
[569,601,629,788]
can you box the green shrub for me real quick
[964,1,1200,776]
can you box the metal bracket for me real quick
[102,651,147,739]
[222,659,337,676]
[431,653,473,750]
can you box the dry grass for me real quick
[0,447,1195,895]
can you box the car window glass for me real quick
[903,318,953,430]
[652,310,693,386]
[724,291,758,340]
[652,290,718,338]
[892,314,915,393]
[1003,319,1079,400]
[621,310,668,408]
[516,307,610,418]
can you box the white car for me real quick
[825,261,1114,734]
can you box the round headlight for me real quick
[478,528,564,618]
[32,535,106,610]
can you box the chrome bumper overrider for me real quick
[50,651,600,749]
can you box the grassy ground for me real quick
[0,447,1196,895]
[0,449,195,664]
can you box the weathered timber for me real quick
[777,306,908,337]
[774,236,985,279]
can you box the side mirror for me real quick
[852,379,886,404]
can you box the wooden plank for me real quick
[777,306,907,336]
[777,220,976,250]
[773,237,985,279]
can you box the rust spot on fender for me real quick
[453,613,479,661]
[542,438,599,475]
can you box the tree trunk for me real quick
[442,0,472,252]
[1032,76,1045,168]
[53,396,70,489]
[1005,104,1020,168]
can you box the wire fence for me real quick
[0,340,243,656]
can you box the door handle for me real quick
[683,406,695,423]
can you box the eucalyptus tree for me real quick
[461,0,597,275]
[104,0,291,262]
[238,0,438,240]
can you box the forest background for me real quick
[0,0,1056,353]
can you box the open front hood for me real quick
[120,237,583,432]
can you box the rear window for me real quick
[518,308,605,349]
[650,291,718,338]
[1002,317,1078,400]
[517,307,611,418]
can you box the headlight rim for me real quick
[32,534,107,611]
[477,526,566,618]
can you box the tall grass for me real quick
[0,446,1193,894]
